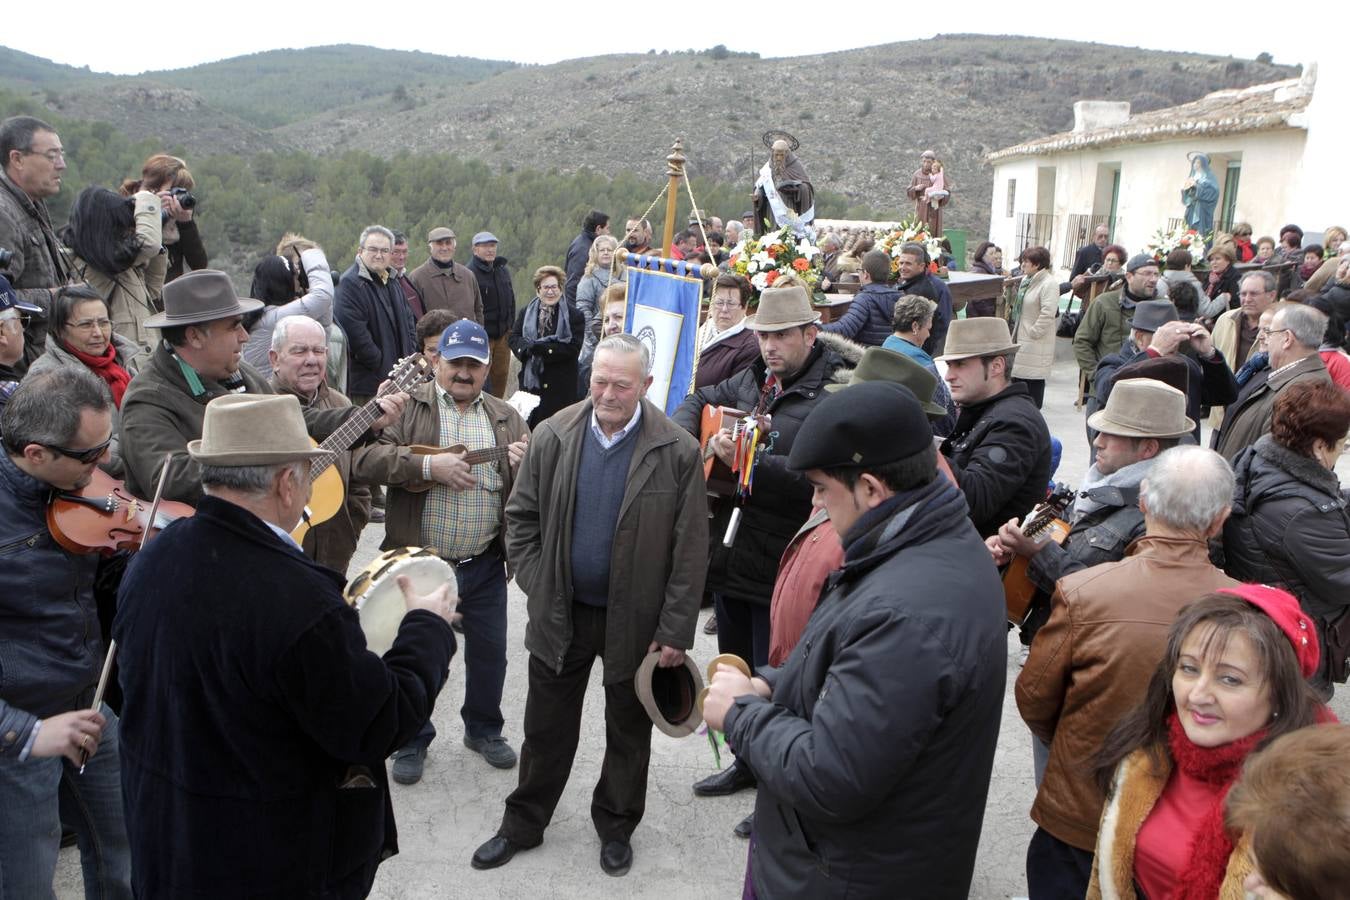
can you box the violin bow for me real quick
[80,451,173,774]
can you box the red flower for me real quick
[765,270,779,286]
[791,258,809,272]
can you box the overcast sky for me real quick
[4,4,1319,75]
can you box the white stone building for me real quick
[983,58,1344,274]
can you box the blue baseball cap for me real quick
[0,275,42,315]
[471,231,499,246]
[438,318,490,362]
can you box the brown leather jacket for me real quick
[1015,535,1239,850]
[351,381,527,565]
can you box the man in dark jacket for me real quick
[894,241,953,355]
[1091,299,1238,445]
[821,249,900,347]
[672,283,845,817]
[940,317,1052,538]
[1072,254,1160,399]
[1070,224,1109,280]
[471,334,706,876]
[0,369,131,898]
[469,232,518,398]
[704,380,1006,900]
[0,275,41,405]
[115,393,457,899]
[564,209,609,305]
[335,225,417,404]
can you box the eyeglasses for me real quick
[23,148,65,164]
[710,300,743,309]
[0,314,27,335]
[1257,327,1289,338]
[68,318,113,332]
[43,436,112,465]
[539,284,562,293]
[362,247,391,256]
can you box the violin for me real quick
[47,468,195,555]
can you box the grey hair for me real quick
[594,333,651,377]
[201,461,306,497]
[271,314,326,352]
[818,234,842,251]
[359,225,395,249]
[1274,302,1329,349]
[892,294,937,333]
[0,367,111,455]
[1241,269,1276,294]
[1140,446,1234,533]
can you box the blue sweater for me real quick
[570,423,640,606]
[822,283,900,346]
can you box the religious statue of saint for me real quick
[906,150,950,235]
[1182,151,1220,241]
[753,136,815,238]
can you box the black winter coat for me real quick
[334,262,416,397]
[724,478,1006,899]
[1224,435,1350,687]
[508,300,586,428]
[1318,281,1350,347]
[820,282,899,347]
[469,255,517,339]
[114,497,455,899]
[942,382,1052,538]
[563,229,596,305]
[673,344,846,605]
[1093,344,1238,443]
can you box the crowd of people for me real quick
[2,110,1349,900]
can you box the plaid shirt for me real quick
[419,385,503,559]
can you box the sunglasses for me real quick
[44,437,112,464]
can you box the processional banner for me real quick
[622,253,703,415]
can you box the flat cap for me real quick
[427,226,455,242]
[789,381,932,471]
[1126,253,1160,273]
[471,231,499,245]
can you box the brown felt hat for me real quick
[634,651,705,738]
[1088,378,1195,439]
[188,394,332,466]
[744,285,820,332]
[143,269,263,329]
[935,317,1019,361]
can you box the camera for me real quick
[168,186,197,210]
[0,246,11,270]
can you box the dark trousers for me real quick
[1014,377,1046,409]
[409,550,509,748]
[498,602,654,846]
[715,593,771,668]
[1026,826,1094,900]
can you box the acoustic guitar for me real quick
[291,354,432,544]
[1001,485,1075,627]
[699,405,748,496]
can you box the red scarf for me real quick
[1167,712,1266,900]
[65,340,132,407]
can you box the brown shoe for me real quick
[703,614,718,635]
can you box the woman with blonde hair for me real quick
[576,234,626,384]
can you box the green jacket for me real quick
[504,398,707,685]
[1072,288,1136,392]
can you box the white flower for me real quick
[750,272,770,291]
[750,250,772,268]
[796,240,819,259]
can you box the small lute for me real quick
[699,404,748,496]
[291,354,432,543]
[1001,485,1075,627]
[399,443,512,494]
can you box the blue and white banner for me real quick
[622,254,703,415]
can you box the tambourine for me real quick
[696,653,752,715]
[343,547,455,656]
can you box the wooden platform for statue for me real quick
[814,294,856,324]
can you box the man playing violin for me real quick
[353,317,529,783]
[0,367,131,898]
[121,269,407,505]
[269,315,372,575]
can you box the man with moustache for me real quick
[0,368,131,898]
[121,269,405,505]
[268,315,371,575]
[1073,254,1162,400]
[353,318,529,782]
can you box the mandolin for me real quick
[1001,485,1075,627]
[398,443,514,494]
[291,354,432,543]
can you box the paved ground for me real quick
[58,337,1350,898]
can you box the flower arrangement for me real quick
[876,218,944,280]
[1144,223,1208,266]
[727,224,822,294]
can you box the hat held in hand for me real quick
[634,651,705,738]
[188,394,333,466]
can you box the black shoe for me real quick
[692,764,756,797]
[599,839,632,876]
[464,734,518,769]
[390,745,426,784]
[733,813,754,839]
[471,835,528,870]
